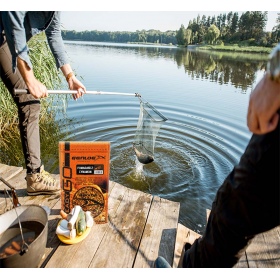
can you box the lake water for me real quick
[54,41,268,233]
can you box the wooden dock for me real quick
[1,163,280,268]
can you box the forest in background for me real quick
[62,11,280,48]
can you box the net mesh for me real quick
[133,98,167,164]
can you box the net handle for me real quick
[14,89,141,97]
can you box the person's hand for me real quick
[67,75,86,100]
[17,56,48,99]
[26,77,48,99]
[247,73,280,134]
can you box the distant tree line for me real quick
[62,11,280,47]
[61,29,177,45]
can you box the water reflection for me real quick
[175,49,267,91]
[68,41,268,92]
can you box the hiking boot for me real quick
[26,166,60,196]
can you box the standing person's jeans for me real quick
[0,39,41,173]
[183,114,280,267]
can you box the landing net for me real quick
[133,97,167,164]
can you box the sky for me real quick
[60,11,279,33]
[4,1,279,32]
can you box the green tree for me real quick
[238,11,267,43]
[230,12,239,35]
[238,11,251,40]
[210,15,216,26]
[272,13,280,44]
[185,29,192,45]
[176,24,186,46]
[204,24,220,45]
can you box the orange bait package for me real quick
[59,141,110,224]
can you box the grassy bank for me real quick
[195,44,272,54]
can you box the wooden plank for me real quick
[0,163,6,171]
[134,196,180,268]
[206,209,211,220]
[0,168,27,190]
[45,181,128,268]
[173,209,207,268]
[88,187,153,268]
[234,250,249,268]
[245,226,280,268]
[0,169,27,213]
[0,164,23,187]
[45,222,108,268]
[39,198,64,267]
[173,223,201,268]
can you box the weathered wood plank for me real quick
[45,181,128,268]
[173,223,201,268]
[39,198,64,267]
[245,226,280,268]
[0,164,23,186]
[233,252,249,268]
[134,196,180,268]
[71,181,122,267]
[206,209,210,220]
[0,168,26,190]
[88,187,153,268]
[0,169,27,213]
[45,181,122,268]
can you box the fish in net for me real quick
[133,97,167,164]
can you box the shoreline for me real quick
[63,39,273,54]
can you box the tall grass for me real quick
[0,33,73,171]
[198,44,272,54]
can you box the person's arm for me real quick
[1,11,33,71]
[45,12,86,100]
[1,11,47,98]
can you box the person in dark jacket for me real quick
[154,42,280,268]
[0,11,86,195]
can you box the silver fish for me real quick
[133,145,154,164]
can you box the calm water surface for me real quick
[53,41,268,233]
